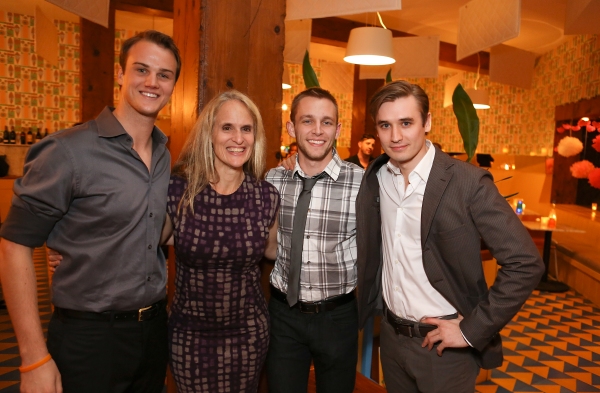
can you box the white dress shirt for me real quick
[377,140,457,321]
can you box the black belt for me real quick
[384,305,457,338]
[55,299,165,322]
[270,285,354,314]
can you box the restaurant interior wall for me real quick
[409,34,599,157]
[0,6,598,167]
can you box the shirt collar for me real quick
[95,106,168,145]
[385,139,435,183]
[293,148,342,182]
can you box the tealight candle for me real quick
[592,203,597,211]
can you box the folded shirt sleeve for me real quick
[0,137,75,248]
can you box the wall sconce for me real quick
[344,13,395,66]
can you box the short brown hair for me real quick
[369,80,429,125]
[290,87,339,124]
[120,30,181,82]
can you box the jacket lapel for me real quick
[421,151,454,247]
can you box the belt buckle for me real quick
[298,302,318,314]
[138,305,152,321]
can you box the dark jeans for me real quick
[47,304,168,393]
[380,317,479,393]
[266,296,358,393]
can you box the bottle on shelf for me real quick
[26,127,34,145]
[20,128,26,145]
[2,126,8,144]
[35,128,42,143]
[9,126,16,144]
[43,128,49,138]
[548,203,557,229]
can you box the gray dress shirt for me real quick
[0,107,170,312]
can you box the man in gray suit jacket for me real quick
[356,80,544,393]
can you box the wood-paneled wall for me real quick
[170,0,285,170]
[80,3,116,122]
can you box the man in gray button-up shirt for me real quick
[0,31,180,393]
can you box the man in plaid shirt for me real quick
[265,87,364,393]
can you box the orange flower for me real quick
[562,123,572,130]
[571,125,581,131]
[586,124,596,132]
[592,135,600,153]
[570,160,595,178]
[556,126,566,133]
[589,168,600,190]
[578,119,590,127]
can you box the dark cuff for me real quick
[0,205,55,247]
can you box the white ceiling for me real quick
[3,0,574,65]
[342,0,568,55]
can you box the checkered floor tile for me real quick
[476,291,600,393]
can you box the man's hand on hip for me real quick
[421,315,468,356]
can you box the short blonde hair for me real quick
[172,90,266,212]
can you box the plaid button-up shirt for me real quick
[266,151,363,302]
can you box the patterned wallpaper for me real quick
[410,34,600,156]
[0,12,171,135]
[0,12,80,134]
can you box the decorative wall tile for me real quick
[0,12,171,135]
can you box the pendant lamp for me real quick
[282,63,291,89]
[465,87,490,109]
[466,53,490,109]
[344,27,395,66]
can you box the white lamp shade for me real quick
[282,63,291,89]
[344,27,396,66]
[465,88,490,109]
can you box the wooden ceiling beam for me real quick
[114,0,174,18]
[311,17,489,75]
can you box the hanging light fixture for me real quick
[344,13,395,66]
[465,53,490,109]
[282,63,291,89]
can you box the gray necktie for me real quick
[287,175,321,307]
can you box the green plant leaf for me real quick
[302,50,320,88]
[385,69,392,84]
[452,83,479,162]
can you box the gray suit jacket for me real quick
[356,148,544,369]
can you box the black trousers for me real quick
[266,296,358,393]
[47,304,168,393]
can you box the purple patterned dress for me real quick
[167,174,279,393]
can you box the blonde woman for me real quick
[164,90,279,392]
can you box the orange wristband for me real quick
[19,354,52,373]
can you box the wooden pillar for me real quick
[350,70,383,158]
[80,2,116,122]
[170,0,285,170]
